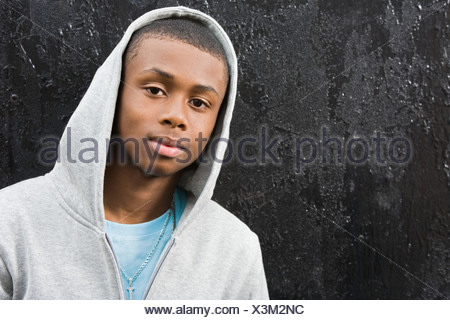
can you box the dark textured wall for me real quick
[1,0,449,299]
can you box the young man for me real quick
[0,7,268,299]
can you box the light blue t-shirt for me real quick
[105,187,186,300]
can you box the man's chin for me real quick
[135,161,184,178]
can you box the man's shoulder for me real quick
[0,175,48,203]
[0,175,52,221]
[199,199,259,245]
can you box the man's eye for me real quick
[191,99,207,108]
[147,87,164,95]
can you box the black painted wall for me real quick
[1,0,449,299]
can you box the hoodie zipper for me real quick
[142,237,176,299]
[105,233,125,299]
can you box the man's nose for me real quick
[158,97,188,130]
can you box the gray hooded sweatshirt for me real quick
[0,6,269,300]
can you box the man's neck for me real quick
[103,162,180,224]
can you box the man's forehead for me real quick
[126,36,229,82]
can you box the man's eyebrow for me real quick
[193,84,219,98]
[140,67,174,79]
[140,68,220,97]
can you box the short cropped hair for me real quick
[124,18,228,71]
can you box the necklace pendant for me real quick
[119,197,174,301]
[127,278,135,300]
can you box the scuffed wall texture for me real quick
[1,0,448,299]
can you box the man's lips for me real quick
[147,136,187,158]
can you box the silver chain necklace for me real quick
[119,195,175,300]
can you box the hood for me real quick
[48,6,238,231]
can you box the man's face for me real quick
[116,37,228,176]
